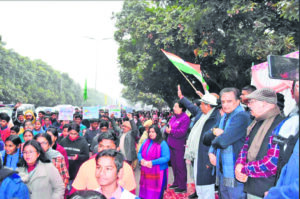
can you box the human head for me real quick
[34,133,52,152]
[51,112,57,120]
[24,110,34,121]
[246,88,278,118]
[99,109,104,116]
[148,125,163,143]
[90,119,99,130]
[46,127,59,146]
[17,111,24,122]
[199,93,218,114]
[21,139,50,166]
[38,111,45,119]
[173,101,186,115]
[44,116,51,126]
[68,123,80,138]
[34,120,42,130]
[4,135,21,155]
[220,87,241,114]
[100,121,109,132]
[24,120,34,130]
[68,190,107,199]
[161,119,167,127]
[74,114,82,125]
[143,120,153,131]
[95,149,124,188]
[97,132,119,153]
[0,113,10,127]
[121,121,131,133]
[23,130,34,142]
[10,125,20,135]
[62,124,70,137]
[240,85,257,104]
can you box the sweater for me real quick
[59,136,89,180]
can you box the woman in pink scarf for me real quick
[138,125,170,199]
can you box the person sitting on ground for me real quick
[72,132,136,194]
[94,149,139,199]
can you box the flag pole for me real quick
[174,66,198,92]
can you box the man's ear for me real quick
[116,146,120,151]
[117,167,124,179]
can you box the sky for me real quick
[0,1,125,102]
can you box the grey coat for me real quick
[17,160,65,199]
[111,119,138,161]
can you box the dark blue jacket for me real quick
[0,168,30,199]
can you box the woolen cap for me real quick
[246,88,277,104]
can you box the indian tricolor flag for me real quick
[161,49,209,90]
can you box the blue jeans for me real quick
[218,174,246,199]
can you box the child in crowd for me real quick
[32,120,45,135]
[0,135,22,170]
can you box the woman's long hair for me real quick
[147,125,163,144]
[3,135,22,167]
[18,139,51,167]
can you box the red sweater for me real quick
[0,126,10,142]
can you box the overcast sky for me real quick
[0,1,125,101]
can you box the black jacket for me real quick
[59,136,89,180]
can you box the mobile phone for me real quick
[267,55,299,81]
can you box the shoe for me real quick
[188,191,198,198]
[174,188,187,193]
[169,184,178,189]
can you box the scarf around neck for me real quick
[246,106,280,162]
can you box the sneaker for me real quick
[188,191,198,198]
[174,188,187,193]
[169,184,178,189]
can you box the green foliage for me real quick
[114,0,299,108]
[0,41,83,106]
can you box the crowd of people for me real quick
[0,80,298,199]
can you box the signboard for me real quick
[110,108,121,118]
[83,106,99,119]
[58,106,74,121]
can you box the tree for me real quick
[114,0,299,108]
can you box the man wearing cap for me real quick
[160,119,168,140]
[235,88,285,199]
[178,85,221,198]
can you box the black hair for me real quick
[17,111,24,117]
[18,140,51,167]
[24,120,33,127]
[97,132,119,147]
[68,123,80,133]
[38,111,45,115]
[10,125,20,133]
[3,135,22,167]
[90,119,99,123]
[220,87,240,100]
[148,125,163,144]
[23,129,34,137]
[34,133,53,146]
[0,113,10,123]
[63,124,70,129]
[193,99,201,107]
[242,85,257,93]
[177,101,187,112]
[276,93,285,112]
[82,119,90,129]
[67,190,107,199]
[44,116,51,120]
[100,121,109,129]
[74,114,82,120]
[95,149,124,173]
[47,127,59,137]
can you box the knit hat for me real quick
[246,88,277,104]
[200,93,218,106]
[161,119,167,123]
[122,121,131,129]
[143,120,153,128]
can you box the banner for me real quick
[58,106,74,121]
[110,107,121,118]
[83,106,99,119]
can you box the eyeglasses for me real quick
[23,150,37,155]
[69,133,78,136]
[38,141,48,146]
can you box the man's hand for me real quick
[235,163,248,182]
[177,85,184,99]
[196,90,204,98]
[127,113,133,120]
[110,113,115,119]
[186,159,191,165]
[14,102,22,109]
[213,128,224,137]
[208,153,216,166]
